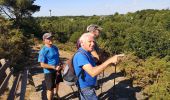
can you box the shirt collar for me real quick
[79,47,91,55]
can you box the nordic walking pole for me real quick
[114,64,116,87]
[100,70,104,93]
[112,53,125,96]
[113,64,116,96]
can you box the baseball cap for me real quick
[86,24,102,32]
[42,33,52,40]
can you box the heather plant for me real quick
[119,54,170,99]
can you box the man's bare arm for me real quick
[82,54,125,77]
[40,62,55,70]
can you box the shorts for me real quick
[44,71,63,90]
[80,87,98,100]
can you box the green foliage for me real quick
[19,17,41,37]
[0,16,31,70]
[55,42,76,52]
[35,9,170,59]
[126,28,168,58]
[0,0,40,27]
[69,31,82,43]
[54,32,69,43]
[119,54,170,99]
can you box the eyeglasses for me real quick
[46,37,52,40]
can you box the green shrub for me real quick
[119,54,170,99]
[0,17,31,71]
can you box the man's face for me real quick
[93,29,100,38]
[44,37,53,45]
[82,36,95,52]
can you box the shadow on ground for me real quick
[98,79,142,100]
[29,58,142,100]
[60,91,79,100]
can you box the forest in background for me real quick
[34,9,170,59]
[0,0,170,99]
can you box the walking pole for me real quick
[113,64,116,97]
[113,65,116,86]
[100,70,104,93]
[70,86,77,97]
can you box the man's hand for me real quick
[55,65,62,71]
[115,54,125,64]
[116,54,125,59]
[107,54,125,65]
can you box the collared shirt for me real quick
[73,47,97,89]
[38,45,59,73]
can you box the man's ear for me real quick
[80,40,84,47]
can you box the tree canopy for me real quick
[0,0,40,27]
[35,9,170,59]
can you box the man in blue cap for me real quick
[38,33,63,100]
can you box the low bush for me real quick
[119,54,170,99]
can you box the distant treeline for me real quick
[31,9,170,59]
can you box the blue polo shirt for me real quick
[73,48,97,89]
[38,45,59,73]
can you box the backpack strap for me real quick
[72,49,90,100]
[72,49,90,79]
[77,49,90,60]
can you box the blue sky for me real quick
[33,0,170,17]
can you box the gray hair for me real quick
[79,32,94,44]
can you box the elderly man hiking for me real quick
[77,24,110,91]
[76,24,102,64]
[38,33,63,100]
[73,33,124,100]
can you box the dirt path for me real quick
[26,50,143,100]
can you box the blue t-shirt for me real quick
[38,45,59,73]
[73,48,97,89]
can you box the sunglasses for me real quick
[46,37,52,40]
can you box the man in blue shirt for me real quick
[38,33,62,100]
[73,33,124,100]
[76,24,102,63]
